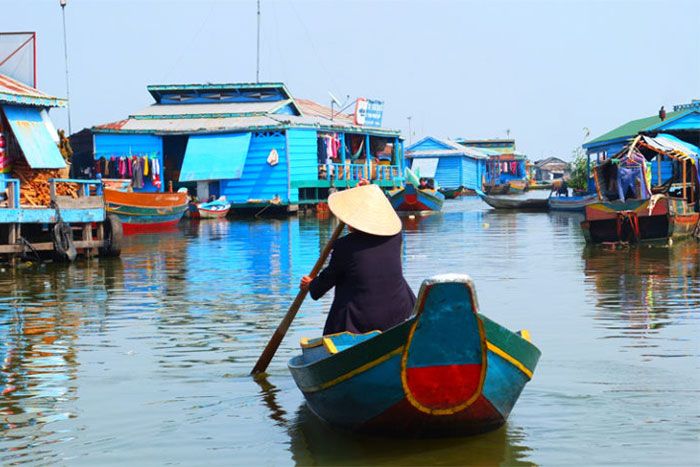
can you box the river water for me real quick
[1,197,698,465]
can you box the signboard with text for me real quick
[353,98,384,127]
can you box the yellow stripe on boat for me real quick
[299,346,404,393]
[487,342,533,379]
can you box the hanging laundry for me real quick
[132,156,143,189]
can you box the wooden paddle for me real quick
[250,221,346,376]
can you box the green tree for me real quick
[568,147,588,190]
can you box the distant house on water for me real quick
[582,100,700,191]
[83,82,406,211]
[404,137,487,192]
[534,157,570,180]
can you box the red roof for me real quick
[295,98,354,124]
[0,72,65,102]
[93,119,130,130]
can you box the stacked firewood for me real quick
[12,159,79,206]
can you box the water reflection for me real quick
[582,241,700,339]
[1,210,697,465]
[255,375,535,466]
[0,259,123,463]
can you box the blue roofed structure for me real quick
[582,100,700,191]
[90,82,405,210]
[405,137,487,192]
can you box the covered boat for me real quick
[104,188,188,234]
[288,274,540,437]
[581,134,700,244]
[387,183,445,213]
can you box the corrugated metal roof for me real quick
[407,136,488,159]
[96,115,278,133]
[3,104,66,168]
[295,98,354,124]
[93,91,401,137]
[130,101,285,117]
[584,110,684,147]
[0,72,66,108]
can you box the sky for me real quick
[2,0,698,160]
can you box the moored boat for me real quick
[581,196,699,243]
[479,193,549,211]
[507,179,528,194]
[548,193,598,212]
[288,274,541,437]
[483,182,510,195]
[186,196,231,219]
[104,188,188,234]
[581,134,700,244]
[529,180,553,190]
[387,183,445,213]
[438,186,464,199]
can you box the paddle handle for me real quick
[250,221,346,376]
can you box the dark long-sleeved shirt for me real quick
[309,231,416,335]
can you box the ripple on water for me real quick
[0,209,698,465]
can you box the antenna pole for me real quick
[61,0,72,135]
[256,0,260,83]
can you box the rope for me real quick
[616,210,641,242]
[16,236,41,264]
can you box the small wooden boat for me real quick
[479,193,549,211]
[288,275,541,437]
[548,193,598,212]
[529,180,553,190]
[483,182,510,195]
[387,183,445,213]
[104,188,188,234]
[438,186,463,199]
[186,196,231,219]
[507,179,528,194]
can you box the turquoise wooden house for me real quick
[405,137,487,192]
[583,101,700,191]
[91,82,405,211]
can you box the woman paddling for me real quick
[299,182,416,336]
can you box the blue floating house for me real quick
[404,137,487,192]
[89,82,406,211]
[455,139,528,186]
[583,101,700,191]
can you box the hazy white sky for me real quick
[2,0,698,159]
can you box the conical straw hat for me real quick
[328,184,401,236]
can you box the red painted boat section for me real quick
[121,219,181,235]
[405,364,483,409]
[361,394,504,437]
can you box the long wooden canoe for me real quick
[548,194,599,212]
[104,188,188,234]
[479,194,549,211]
[289,274,541,437]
